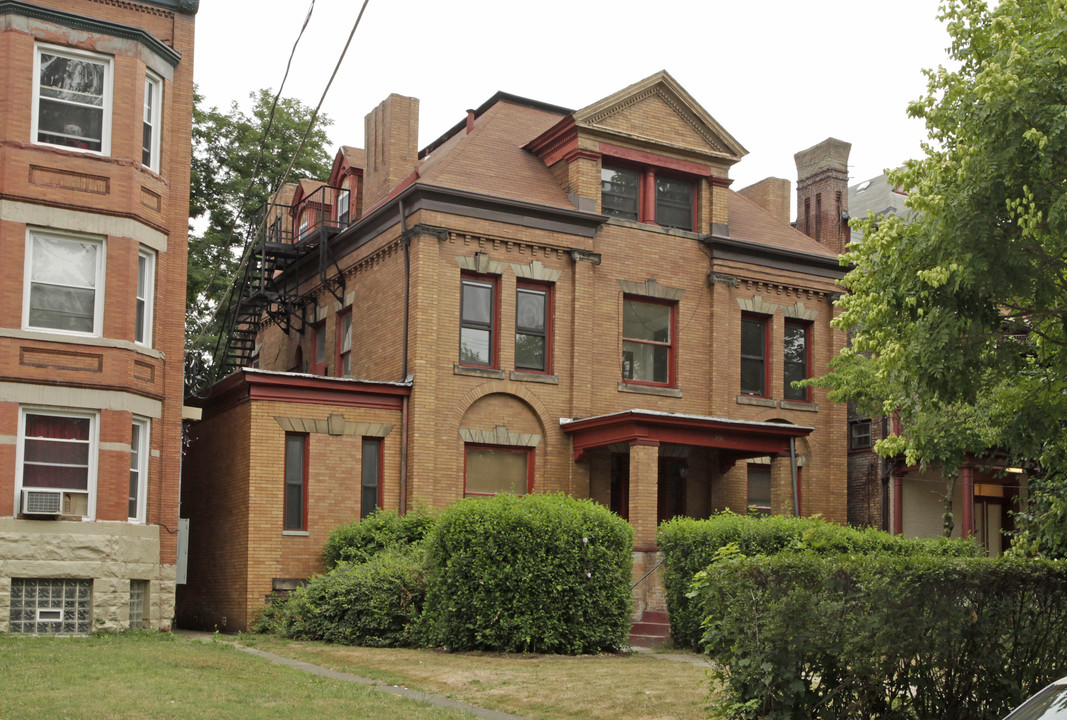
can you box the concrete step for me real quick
[629,610,670,647]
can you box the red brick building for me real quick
[0,0,196,633]
[179,72,850,630]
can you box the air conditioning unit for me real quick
[22,489,62,515]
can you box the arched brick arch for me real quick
[450,381,555,439]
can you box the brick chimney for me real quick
[363,94,419,210]
[737,177,791,225]
[794,138,850,255]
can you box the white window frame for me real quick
[142,71,162,172]
[23,228,106,337]
[32,43,113,156]
[129,417,149,523]
[135,248,155,346]
[15,407,100,521]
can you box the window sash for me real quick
[19,410,97,518]
[783,322,810,401]
[338,311,352,376]
[851,421,873,450]
[622,298,673,385]
[136,249,154,345]
[515,286,549,372]
[464,445,530,496]
[283,434,307,531]
[747,465,771,512]
[35,46,110,154]
[655,177,694,231]
[129,418,149,522]
[601,166,639,220]
[740,315,768,396]
[337,189,350,226]
[460,278,496,367]
[142,73,161,171]
[361,438,381,519]
[26,231,104,335]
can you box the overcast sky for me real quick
[193,0,953,219]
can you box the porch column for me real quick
[628,440,660,549]
[960,463,975,539]
[892,470,904,535]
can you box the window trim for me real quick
[515,281,553,374]
[23,228,106,337]
[621,295,677,388]
[459,273,500,369]
[336,307,352,377]
[135,247,155,347]
[16,407,99,520]
[32,43,113,156]
[783,319,812,402]
[142,71,162,172]
[337,180,351,227]
[129,417,149,523]
[740,313,771,397]
[601,162,696,231]
[463,443,534,497]
[283,433,308,531]
[361,437,382,519]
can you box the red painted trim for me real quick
[515,280,553,374]
[524,116,578,166]
[629,438,661,448]
[562,148,601,164]
[710,176,734,188]
[641,168,657,224]
[599,142,713,177]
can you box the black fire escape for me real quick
[212,184,348,383]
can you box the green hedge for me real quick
[421,493,633,654]
[253,548,425,647]
[658,512,981,650]
[322,506,437,570]
[693,551,1067,720]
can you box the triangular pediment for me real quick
[574,70,747,162]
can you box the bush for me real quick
[253,547,425,647]
[421,493,633,654]
[693,551,1067,720]
[322,506,437,570]
[658,512,980,650]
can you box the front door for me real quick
[658,457,686,523]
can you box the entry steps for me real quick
[628,609,670,647]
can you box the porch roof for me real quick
[559,409,813,462]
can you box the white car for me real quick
[1005,677,1067,719]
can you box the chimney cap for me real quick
[794,138,851,179]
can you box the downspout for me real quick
[399,199,411,514]
[880,415,890,531]
[790,437,800,517]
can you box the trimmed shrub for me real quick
[253,547,425,647]
[693,551,1067,720]
[659,512,981,650]
[322,506,437,570]
[421,493,633,654]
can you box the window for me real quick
[464,445,532,496]
[337,309,352,376]
[361,438,381,519]
[747,464,771,515]
[622,297,674,385]
[283,433,307,531]
[783,321,811,402]
[129,580,148,630]
[311,320,326,375]
[515,283,551,372]
[851,419,873,450]
[142,72,161,171]
[19,409,97,518]
[25,230,104,335]
[337,181,351,226]
[740,314,769,396]
[459,275,498,367]
[129,418,149,523]
[9,579,92,635]
[34,45,111,154]
[601,165,694,230]
[135,248,155,346]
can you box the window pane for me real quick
[31,235,97,287]
[516,333,545,370]
[741,317,765,358]
[623,300,670,343]
[460,328,490,365]
[656,177,693,230]
[461,282,493,324]
[748,466,771,509]
[622,340,669,383]
[26,414,89,440]
[784,324,808,400]
[361,438,380,519]
[465,447,528,495]
[341,313,352,352]
[516,289,546,332]
[129,423,141,519]
[284,435,305,530]
[28,285,95,333]
[741,357,765,396]
[40,54,104,105]
[601,167,639,220]
[24,463,89,490]
[24,438,89,465]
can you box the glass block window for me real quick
[9,578,91,635]
[129,580,148,629]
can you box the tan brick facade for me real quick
[0,0,195,632]
[182,72,849,626]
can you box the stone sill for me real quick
[510,370,559,385]
[453,364,506,380]
[281,530,309,537]
[618,382,682,398]
[780,400,819,413]
[736,395,776,407]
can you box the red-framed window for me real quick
[311,320,327,375]
[747,464,771,515]
[622,296,676,386]
[515,281,553,373]
[600,164,695,231]
[783,320,812,402]
[463,444,533,496]
[740,313,770,397]
[283,433,308,531]
[459,274,499,368]
[336,308,352,377]
[361,437,381,519]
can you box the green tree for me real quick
[819,0,1067,551]
[186,88,333,385]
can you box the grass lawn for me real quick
[237,634,712,720]
[0,632,472,720]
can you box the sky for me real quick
[193,0,954,219]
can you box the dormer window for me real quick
[600,165,694,231]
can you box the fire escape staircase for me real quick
[213,186,347,383]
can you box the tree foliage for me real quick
[820,0,1067,553]
[186,88,332,378]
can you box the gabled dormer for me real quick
[525,70,747,235]
[327,145,365,227]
